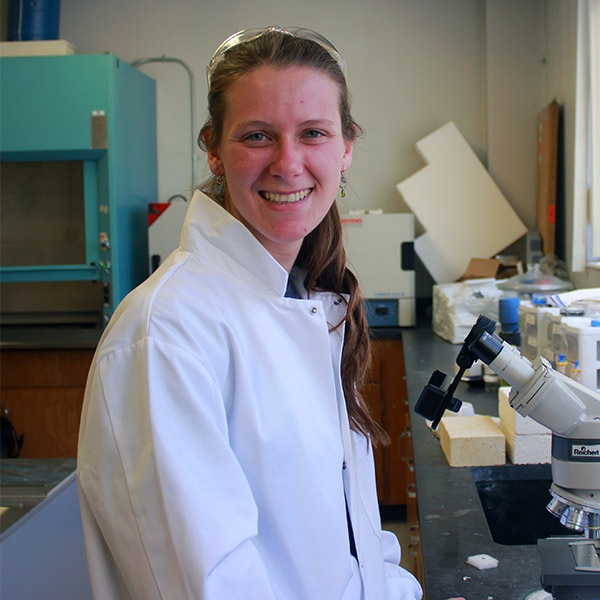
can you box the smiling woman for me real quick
[204,65,353,270]
[77,27,422,600]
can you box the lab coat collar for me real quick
[180,191,290,297]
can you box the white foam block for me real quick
[439,415,505,467]
[0,40,76,56]
[498,387,550,435]
[466,554,499,570]
[396,122,526,283]
[506,432,551,465]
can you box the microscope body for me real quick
[416,315,600,537]
[485,344,600,535]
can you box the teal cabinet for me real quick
[0,54,157,324]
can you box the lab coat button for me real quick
[310,306,318,315]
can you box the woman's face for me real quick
[206,65,353,271]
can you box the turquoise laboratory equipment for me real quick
[0,54,157,325]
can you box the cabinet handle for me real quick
[409,525,420,543]
[407,483,417,498]
[399,455,415,469]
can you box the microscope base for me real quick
[538,537,600,599]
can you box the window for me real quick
[572,0,599,271]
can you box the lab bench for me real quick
[1,327,417,501]
[402,323,548,600]
[0,323,551,599]
[0,458,93,599]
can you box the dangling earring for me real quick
[215,174,226,202]
[338,171,347,198]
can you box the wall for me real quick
[58,0,585,287]
[59,0,488,215]
[486,0,546,230]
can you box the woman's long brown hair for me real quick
[297,205,389,446]
[199,31,389,446]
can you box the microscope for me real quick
[415,315,600,599]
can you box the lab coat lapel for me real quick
[180,191,289,296]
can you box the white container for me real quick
[542,313,587,367]
[541,311,565,365]
[562,318,600,392]
[535,306,560,363]
[518,301,559,361]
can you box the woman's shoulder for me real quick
[98,246,270,356]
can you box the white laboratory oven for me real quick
[341,213,416,327]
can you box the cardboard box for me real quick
[459,258,500,281]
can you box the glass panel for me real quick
[1,161,86,267]
[0,280,103,326]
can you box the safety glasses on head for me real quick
[206,26,346,88]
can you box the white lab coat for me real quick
[77,191,422,600]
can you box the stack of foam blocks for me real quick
[498,386,551,464]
